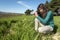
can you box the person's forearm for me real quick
[36,11,52,24]
[36,16,46,24]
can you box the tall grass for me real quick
[0,15,60,40]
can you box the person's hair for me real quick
[37,3,48,18]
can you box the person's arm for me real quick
[36,11,53,24]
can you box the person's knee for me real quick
[35,18,39,22]
[35,18,38,21]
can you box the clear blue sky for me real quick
[0,0,51,13]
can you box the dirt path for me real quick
[52,33,60,40]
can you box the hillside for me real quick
[0,12,24,18]
[0,15,60,40]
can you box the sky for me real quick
[0,0,51,13]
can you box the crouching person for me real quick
[34,3,54,34]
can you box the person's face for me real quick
[39,5,44,13]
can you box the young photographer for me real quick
[34,3,54,34]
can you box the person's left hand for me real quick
[34,12,38,17]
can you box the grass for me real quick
[0,15,60,40]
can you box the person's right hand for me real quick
[34,12,38,17]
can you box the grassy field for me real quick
[0,15,60,40]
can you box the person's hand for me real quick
[34,12,38,17]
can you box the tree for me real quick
[25,9,33,15]
[45,0,49,9]
[47,0,60,11]
[45,0,60,15]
